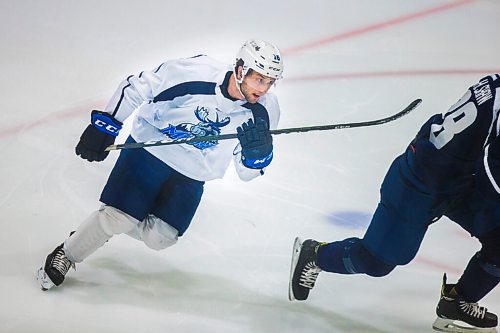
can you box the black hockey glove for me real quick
[237,118,273,169]
[75,110,122,162]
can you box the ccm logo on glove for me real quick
[91,112,122,136]
[75,110,123,162]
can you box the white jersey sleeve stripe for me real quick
[494,87,500,136]
[483,144,500,194]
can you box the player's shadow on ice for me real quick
[327,210,372,229]
[59,256,386,333]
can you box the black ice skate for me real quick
[433,273,498,333]
[36,243,75,291]
[288,237,324,301]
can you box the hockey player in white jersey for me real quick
[37,39,284,290]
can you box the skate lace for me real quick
[52,248,74,275]
[459,301,486,319]
[299,261,322,289]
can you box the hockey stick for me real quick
[105,98,421,151]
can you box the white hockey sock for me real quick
[64,205,139,263]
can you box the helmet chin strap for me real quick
[234,68,246,100]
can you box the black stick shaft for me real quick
[106,98,421,151]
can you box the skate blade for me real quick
[288,237,303,301]
[433,317,498,333]
[36,267,55,291]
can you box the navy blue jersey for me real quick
[411,74,500,196]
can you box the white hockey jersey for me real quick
[103,55,281,182]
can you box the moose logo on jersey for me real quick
[161,106,230,149]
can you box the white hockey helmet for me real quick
[234,39,284,81]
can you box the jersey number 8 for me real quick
[429,90,477,149]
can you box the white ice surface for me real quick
[1,1,499,332]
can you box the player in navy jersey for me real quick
[37,39,284,291]
[289,75,500,332]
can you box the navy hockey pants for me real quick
[100,136,204,236]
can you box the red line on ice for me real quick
[283,69,500,83]
[414,257,462,275]
[282,0,478,55]
[0,0,480,139]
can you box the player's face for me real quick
[240,71,275,104]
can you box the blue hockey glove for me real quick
[75,110,122,162]
[237,118,273,169]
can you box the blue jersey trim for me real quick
[153,81,217,103]
[243,102,270,128]
[153,63,165,73]
[220,71,239,101]
[112,75,134,117]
